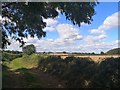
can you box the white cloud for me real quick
[98,34,107,39]
[90,12,119,35]
[24,36,38,43]
[102,12,119,29]
[6,35,119,53]
[37,24,83,49]
[90,29,106,35]
[5,12,119,53]
[81,22,89,26]
[43,18,58,26]
[6,39,22,51]
[6,36,41,51]
[57,24,83,41]
[84,34,107,44]
[75,40,119,53]
[43,18,58,32]
[43,27,55,32]
[33,24,83,52]
[87,12,119,51]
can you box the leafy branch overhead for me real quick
[1,2,98,48]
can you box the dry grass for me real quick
[50,54,119,62]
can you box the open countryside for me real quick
[1,2,120,89]
[2,48,120,88]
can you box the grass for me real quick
[3,53,119,88]
[18,68,44,88]
[2,53,47,88]
[2,66,45,88]
[2,54,62,88]
[2,65,16,88]
[4,54,47,70]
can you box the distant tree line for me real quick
[3,50,22,54]
[3,47,119,55]
[72,51,105,55]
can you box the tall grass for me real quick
[6,54,47,70]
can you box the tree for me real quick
[100,51,104,55]
[1,2,98,48]
[91,52,95,55]
[63,51,67,54]
[22,44,36,55]
[106,48,120,55]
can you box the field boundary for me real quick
[49,54,120,62]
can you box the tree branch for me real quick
[2,2,15,8]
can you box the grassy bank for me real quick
[3,54,47,70]
[2,53,120,88]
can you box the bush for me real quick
[2,52,22,61]
[38,56,120,88]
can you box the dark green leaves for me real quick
[22,44,36,55]
[2,2,98,48]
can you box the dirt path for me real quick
[28,68,66,88]
[3,68,66,88]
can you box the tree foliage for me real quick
[100,51,105,55]
[1,2,98,48]
[106,48,120,55]
[38,56,120,88]
[22,44,36,55]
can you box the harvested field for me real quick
[76,55,119,62]
[50,54,120,62]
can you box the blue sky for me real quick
[44,2,118,40]
[6,2,120,53]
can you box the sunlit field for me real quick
[1,1,119,89]
[2,51,120,88]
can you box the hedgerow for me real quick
[38,56,120,88]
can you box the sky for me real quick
[5,2,120,53]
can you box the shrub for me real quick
[38,56,120,88]
[2,52,22,61]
